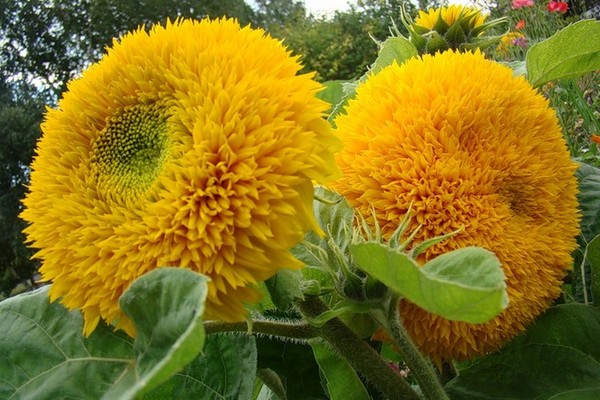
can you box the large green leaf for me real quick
[351,243,507,323]
[576,162,600,243]
[585,234,600,306]
[0,267,208,400]
[370,36,418,75]
[255,337,325,400]
[316,80,346,116]
[310,340,370,400]
[445,304,600,399]
[526,19,600,87]
[147,334,257,400]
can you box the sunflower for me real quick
[331,50,579,361]
[414,5,487,31]
[22,18,339,337]
[405,5,504,55]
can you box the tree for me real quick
[0,80,43,296]
[255,0,416,82]
[252,0,307,30]
[0,0,256,97]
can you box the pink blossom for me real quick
[512,0,534,9]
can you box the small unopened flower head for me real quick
[401,5,507,55]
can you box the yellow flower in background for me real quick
[497,31,528,55]
[22,18,339,337]
[331,50,580,362]
[414,5,487,30]
[403,5,505,55]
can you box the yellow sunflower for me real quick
[331,50,579,362]
[405,5,504,55]
[414,5,487,31]
[22,18,339,337]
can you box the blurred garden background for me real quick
[0,0,598,300]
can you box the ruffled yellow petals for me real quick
[22,18,339,337]
[330,50,580,362]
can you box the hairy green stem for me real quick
[386,298,450,400]
[204,319,318,339]
[297,296,421,400]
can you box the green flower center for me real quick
[92,103,169,199]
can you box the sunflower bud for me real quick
[401,5,507,55]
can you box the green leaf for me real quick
[146,334,257,400]
[310,340,370,400]
[308,299,379,327]
[0,267,209,400]
[256,337,325,400]
[370,36,418,75]
[328,86,355,125]
[446,304,600,399]
[265,270,304,312]
[503,60,527,77]
[316,80,346,115]
[105,268,209,399]
[351,243,507,323]
[585,234,600,306]
[526,19,600,87]
[576,162,600,243]
[257,368,287,400]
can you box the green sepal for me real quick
[425,32,449,54]
[432,14,450,35]
[445,21,467,48]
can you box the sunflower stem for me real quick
[296,296,422,400]
[384,296,450,400]
[204,320,318,340]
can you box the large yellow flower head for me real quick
[331,50,580,361]
[22,18,339,337]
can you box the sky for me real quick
[304,0,473,17]
[304,0,354,16]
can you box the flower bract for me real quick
[22,18,339,337]
[331,50,580,361]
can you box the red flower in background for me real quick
[512,0,534,9]
[515,19,526,30]
[547,1,568,12]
